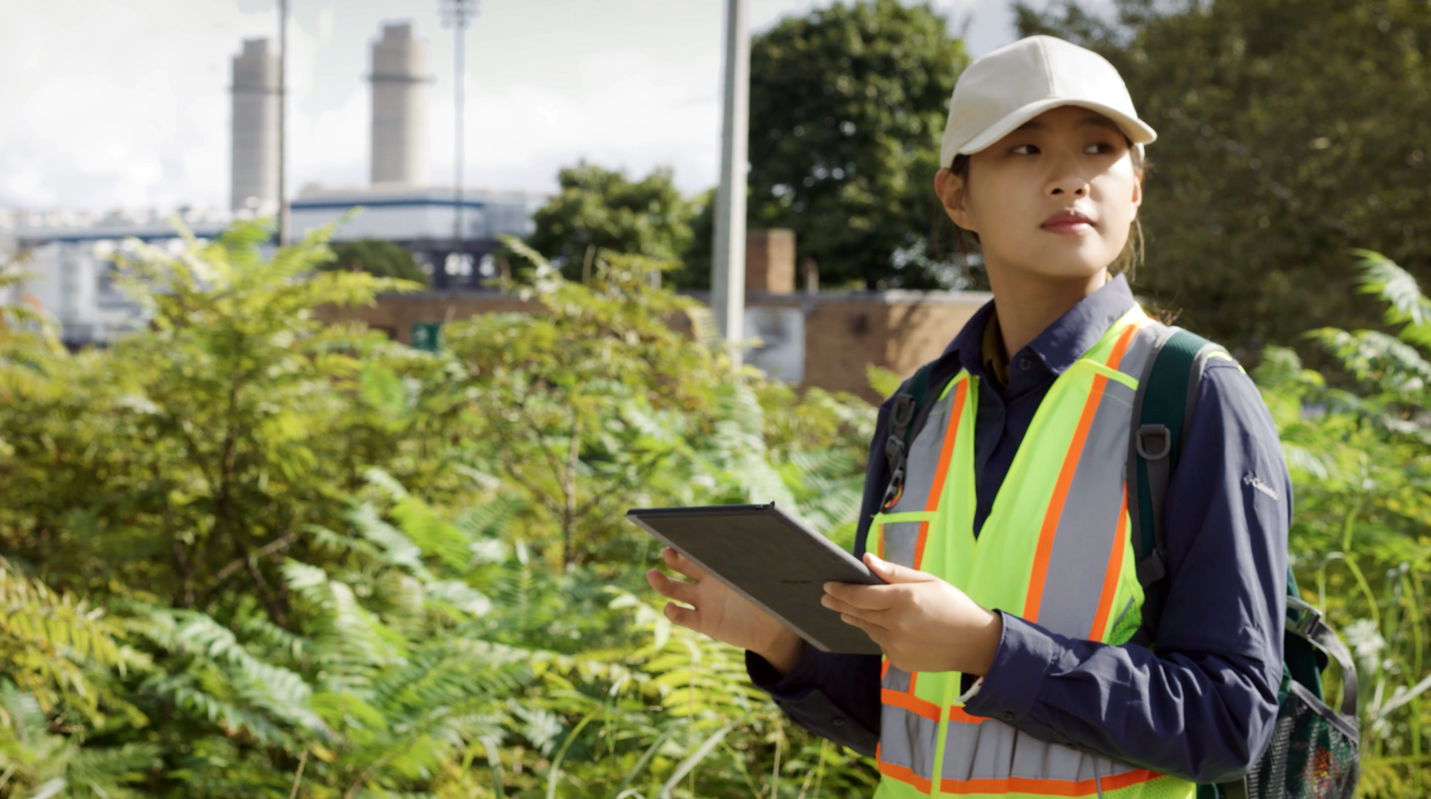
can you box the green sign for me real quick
[411,322,442,352]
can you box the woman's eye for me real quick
[1011,144,1040,155]
[1085,142,1117,155]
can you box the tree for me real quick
[1254,251,1431,794]
[745,0,969,290]
[1018,0,1431,355]
[526,162,694,281]
[325,238,429,286]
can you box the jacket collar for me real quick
[944,273,1137,385]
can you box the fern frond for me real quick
[1353,250,1431,351]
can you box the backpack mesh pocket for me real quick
[1244,681,1358,799]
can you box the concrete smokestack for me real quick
[369,22,429,186]
[230,38,280,214]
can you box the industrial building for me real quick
[230,38,281,215]
[369,22,429,186]
[2,19,543,347]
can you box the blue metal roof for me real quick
[291,197,497,211]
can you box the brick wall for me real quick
[318,289,987,404]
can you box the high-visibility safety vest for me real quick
[870,305,1196,799]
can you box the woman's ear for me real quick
[934,168,975,232]
[1129,169,1144,223]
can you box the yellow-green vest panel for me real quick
[869,308,1196,799]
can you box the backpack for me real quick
[877,326,1360,799]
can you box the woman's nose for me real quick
[1049,176,1089,197]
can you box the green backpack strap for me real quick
[1126,327,1226,640]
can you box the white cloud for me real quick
[0,0,1054,213]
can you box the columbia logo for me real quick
[1243,473,1280,501]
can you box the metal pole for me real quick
[440,0,477,287]
[277,0,290,246]
[712,0,750,357]
[454,19,464,277]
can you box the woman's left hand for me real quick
[822,553,1004,675]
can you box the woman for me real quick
[647,35,1287,799]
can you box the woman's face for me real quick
[935,105,1142,282]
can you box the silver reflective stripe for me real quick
[880,704,939,782]
[1116,322,1161,384]
[941,719,1142,783]
[938,717,1015,782]
[1034,377,1136,637]
[1033,323,1160,639]
[882,662,912,692]
[881,521,922,569]
[887,390,957,515]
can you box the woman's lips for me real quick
[1040,210,1095,236]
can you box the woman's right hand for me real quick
[646,546,806,675]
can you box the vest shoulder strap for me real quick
[877,357,963,512]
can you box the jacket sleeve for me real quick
[961,361,1289,783]
[743,392,898,754]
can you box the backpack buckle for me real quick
[1287,596,1325,639]
[884,434,906,463]
[890,393,916,429]
[1136,424,1172,461]
[880,464,906,510]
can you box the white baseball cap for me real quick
[939,35,1156,167]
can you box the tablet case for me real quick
[626,502,884,655]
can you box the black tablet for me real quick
[626,502,884,655]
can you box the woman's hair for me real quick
[948,143,1146,277]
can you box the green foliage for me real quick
[745,0,969,290]
[6,211,1428,797]
[326,240,430,287]
[1018,0,1431,354]
[525,163,695,283]
[0,558,134,720]
[1256,251,1431,795]
[0,222,878,796]
[0,219,438,619]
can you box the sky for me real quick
[0,0,1102,213]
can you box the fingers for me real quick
[662,547,709,581]
[646,568,699,605]
[663,601,700,630]
[863,552,934,584]
[821,591,882,619]
[823,582,899,611]
[837,610,888,641]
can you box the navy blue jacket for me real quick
[746,275,1289,784]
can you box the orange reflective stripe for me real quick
[881,688,943,720]
[926,379,967,511]
[1104,320,1143,370]
[1088,487,1129,640]
[912,521,931,573]
[946,704,985,724]
[879,754,934,794]
[914,378,966,571]
[939,767,1161,796]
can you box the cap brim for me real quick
[955,98,1157,158]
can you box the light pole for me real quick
[276,0,290,246]
[712,0,750,359]
[439,0,478,286]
